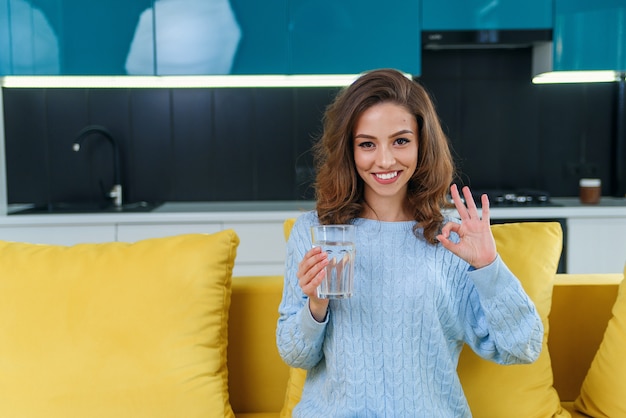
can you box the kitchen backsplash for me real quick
[4,86,338,205]
[420,48,618,197]
[3,48,623,205]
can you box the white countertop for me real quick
[1,197,625,226]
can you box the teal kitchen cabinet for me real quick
[289,0,421,75]
[1,0,64,75]
[1,0,287,76]
[62,0,151,75]
[3,0,420,76]
[127,0,289,75]
[0,0,150,75]
[554,0,626,71]
[229,0,288,75]
[422,0,552,30]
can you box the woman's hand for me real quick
[437,184,497,269]
[297,246,330,322]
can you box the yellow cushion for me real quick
[457,222,567,418]
[279,367,307,418]
[0,231,239,418]
[283,218,296,241]
[549,274,621,401]
[574,266,626,417]
[279,220,566,418]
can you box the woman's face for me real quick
[353,102,418,207]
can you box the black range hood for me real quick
[422,29,552,50]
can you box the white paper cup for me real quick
[579,178,601,204]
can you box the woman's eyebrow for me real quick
[354,133,376,140]
[389,129,414,138]
[354,130,415,140]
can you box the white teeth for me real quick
[376,172,398,180]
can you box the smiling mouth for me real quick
[375,171,399,180]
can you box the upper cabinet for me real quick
[0,0,288,76]
[1,0,152,75]
[123,0,289,75]
[1,0,63,75]
[127,0,240,75]
[229,0,288,75]
[62,1,151,75]
[289,0,421,75]
[422,0,552,30]
[554,0,626,71]
[1,0,419,76]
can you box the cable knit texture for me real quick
[277,211,543,417]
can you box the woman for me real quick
[276,68,543,417]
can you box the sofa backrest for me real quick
[227,275,290,414]
[550,273,621,401]
[225,273,622,413]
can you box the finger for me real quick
[450,184,469,220]
[305,268,326,294]
[300,247,324,271]
[300,261,328,299]
[480,193,491,223]
[437,230,459,252]
[438,221,461,247]
[298,257,326,286]
[296,249,315,278]
[461,186,479,217]
[439,220,460,238]
[297,248,328,287]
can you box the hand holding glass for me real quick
[311,225,355,299]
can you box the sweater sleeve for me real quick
[462,255,544,365]
[276,213,328,369]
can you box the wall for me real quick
[419,48,619,197]
[3,48,623,205]
[4,86,337,205]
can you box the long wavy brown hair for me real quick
[313,68,455,243]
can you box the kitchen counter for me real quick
[1,200,316,225]
[485,197,626,219]
[1,198,625,275]
[2,197,625,226]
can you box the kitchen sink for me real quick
[9,201,162,215]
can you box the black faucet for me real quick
[72,125,123,208]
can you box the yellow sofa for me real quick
[228,273,623,418]
[1,223,624,418]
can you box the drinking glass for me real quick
[310,225,355,299]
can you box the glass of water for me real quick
[311,224,355,299]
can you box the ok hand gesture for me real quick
[437,184,497,269]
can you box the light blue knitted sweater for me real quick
[277,211,543,417]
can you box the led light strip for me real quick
[532,71,620,84]
[0,74,363,89]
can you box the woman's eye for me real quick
[357,141,375,149]
[395,137,410,145]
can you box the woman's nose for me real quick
[377,146,396,168]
